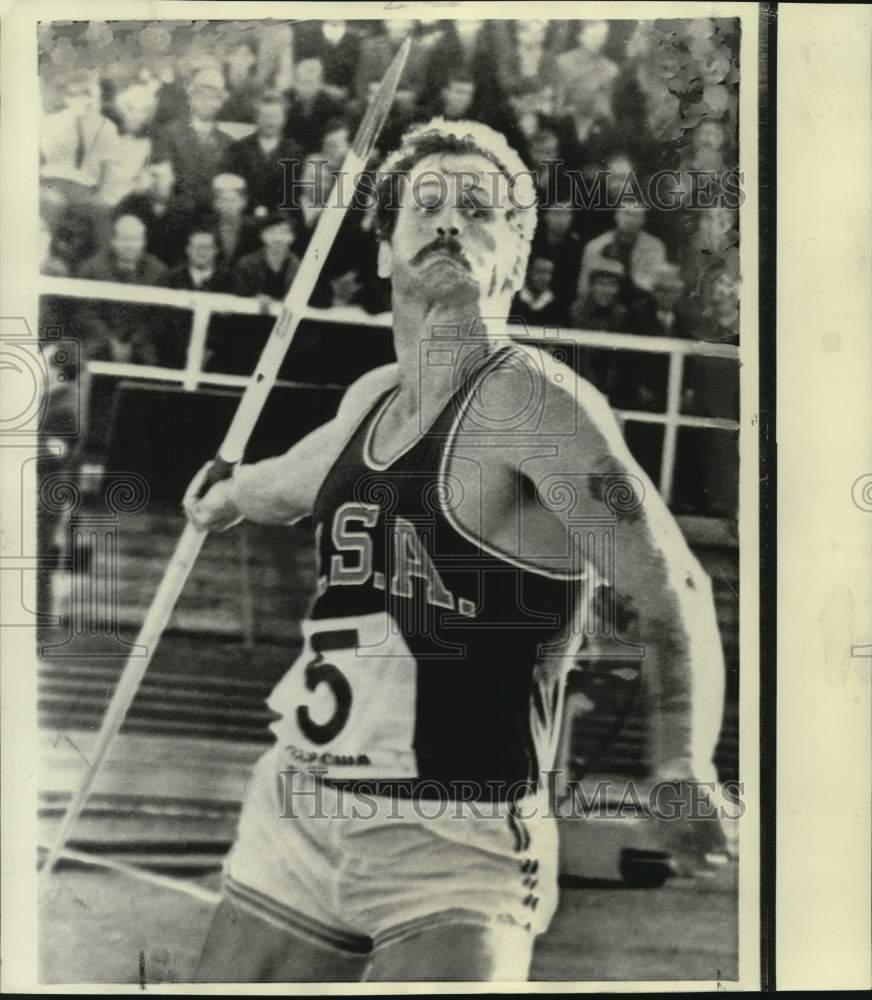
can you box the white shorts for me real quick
[222,744,559,957]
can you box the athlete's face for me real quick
[379,152,528,306]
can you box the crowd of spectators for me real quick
[39,18,741,397]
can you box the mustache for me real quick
[410,237,472,271]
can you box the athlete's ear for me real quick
[377,240,393,279]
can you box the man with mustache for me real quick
[185,118,728,982]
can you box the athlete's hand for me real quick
[649,780,735,877]
[183,462,243,532]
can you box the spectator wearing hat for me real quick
[223,92,303,215]
[628,264,692,339]
[577,205,668,301]
[570,261,631,333]
[209,173,261,268]
[512,257,565,328]
[152,67,233,211]
[283,58,344,155]
[231,212,301,303]
[41,70,120,200]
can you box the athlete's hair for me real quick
[373,118,538,248]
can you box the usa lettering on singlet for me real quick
[267,347,588,800]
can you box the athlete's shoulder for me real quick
[474,342,621,445]
[336,363,400,424]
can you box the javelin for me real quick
[41,39,411,877]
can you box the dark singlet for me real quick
[267,346,585,801]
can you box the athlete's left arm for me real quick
[504,348,726,786]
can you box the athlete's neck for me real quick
[390,289,510,419]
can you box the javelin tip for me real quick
[351,36,412,159]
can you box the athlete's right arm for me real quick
[183,364,398,530]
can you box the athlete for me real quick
[184,119,728,982]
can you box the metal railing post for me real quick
[183,299,211,392]
[659,351,685,504]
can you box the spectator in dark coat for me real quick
[495,79,577,169]
[114,158,191,267]
[231,212,301,302]
[528,128,573,205]
[554,20,620,124]
[511,258,566,328]
[283,58,345,154]
[45,198,102,276]
[568,263,634,403]
[627,264,692,338]
[570,263,630,333]
[417,71,493,128]
[419,20,502,111]
[78,214,167,289]
[163,223,231,369]
[218,41,261,123]
[349,80,417,161]
[223,92,302,215]
[493,20,561,101]
[285,154,369,308]
[354,20,426,110]
[165,225,230,292]
[530,197,585,313]
[208,173,261,267]
[293,19,363,101]
[77,214,168,364]
[151,68,233,212]
[614,264,691,413]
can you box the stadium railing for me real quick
[37,275,740,530]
